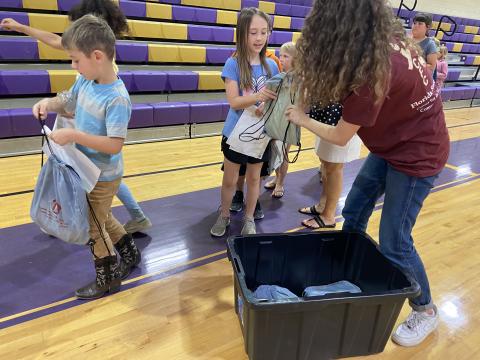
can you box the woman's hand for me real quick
[285,105,309,127]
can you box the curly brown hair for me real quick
[295,0,395,107]
[69,0,129,38]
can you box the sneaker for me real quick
[230,191,244,212]
[391,306,439,347]
[253,201,264,220]
[124,217,152,234]
[241,218,256,235]
[210,215,230,237]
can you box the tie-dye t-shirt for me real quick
[221,57,279,137]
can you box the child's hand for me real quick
[256,87,277,103]
[32,98,51,120]
[255,102,265,117]
[49,128,78,146]
[285,105,308,127]
[0,18,23,32]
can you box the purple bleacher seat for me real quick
[188,24,213,42]
[457,25,466,33]
[151,102,190,126]
[195,8,216,23]
[130,104,154,128]
[290,0,304,5]
[459,34,469,43]
[159,0,181,3]
[463,87,476,100]
[9,108,55,137]
[206,47,234,64]
[0,38,38,60]
[119,0,146,18]
[446,70,461,82]
[291,17,304,30]
[398,8,410,19]
[172,5,195,22]
[0,0,22,8]
[463,44,474,53]
[166,71,198,92]
[131,71,168,92]
[440,88,453,102]
[0,110,13,139]
[275,4,291,16]
[303,0,313,6]
[0,11,29,26]
[58,0,79,12]
[207,99,229,119]
[474,88,480,99]
[271,30,292,45]
[445,42,454,52]
[290,5,304,17]
[449,87,464,101]
[211,27,234,43]
[116,42,148,63]
[0,70,50,95]
[118,71,134,92]
[241,0,259,9]
[190,101,224,124]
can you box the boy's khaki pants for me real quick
[87,178,127,258]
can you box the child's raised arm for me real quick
[225,78,276,110]
[0,18,63,50]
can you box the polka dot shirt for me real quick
[309,103,343,126]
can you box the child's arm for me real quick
[436,61,448,81]
[225,78,276,110]
[32,97,71,120]
[0,18,63,50]
[49,129,124,154]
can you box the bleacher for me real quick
[0,0,479,156]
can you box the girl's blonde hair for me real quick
[280,41,297,57]
[234,7,272,90]
[439,44,448,59]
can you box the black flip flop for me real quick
[302,215,336,230]
[298,205,321,216]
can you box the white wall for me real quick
[390,0,480,20]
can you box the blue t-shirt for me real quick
[221,57,279,137]
[69,76,131,181]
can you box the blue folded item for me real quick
[253,285,299,301]
[303,281,361,297]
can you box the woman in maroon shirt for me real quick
[286,0,449,347]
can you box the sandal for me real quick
[302,215,336,230]
[264,180,276,190]
[272,186,284,199]
[298,205,321,216]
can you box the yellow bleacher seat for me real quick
[453,43,463,52]
[292,32,301,43]
[464,26,479,35]
[38,42,70,61]
[128,20,163,39]
[436,32,444,40]
[146,3,172,20]
[22,0,57,11]
[28,14,69,33]
[179,46,206,63]
[195,71,224,90]
[217,10,238,25]
[258,1,275,14]
[148,44,180,62]
[274,16,291,30]
[48,70,77,93]
[161,23,188,40]
[473,35,480,44]
[222,0,242,11]
[474,56,480,66]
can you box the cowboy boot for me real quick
[75,255,121,299]
[115,234,141,280]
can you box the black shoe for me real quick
[230,190,244,212]
[115,234,141,280]
[75,255,121,300]
[254,201,264,220]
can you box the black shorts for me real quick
[221,136,270,177]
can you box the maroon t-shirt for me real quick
[342,42,450,177]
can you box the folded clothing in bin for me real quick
[253,285,298,301]
[303,280,361,297]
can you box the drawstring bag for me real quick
[226,106,272,159]
[30,129,90,245]
[262,72,301,163]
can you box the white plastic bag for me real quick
[42,124,100,193]
[226,106,271,159]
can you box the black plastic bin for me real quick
[227,231,420,360]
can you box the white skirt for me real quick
[315,134,362,163]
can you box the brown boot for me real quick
[75,255,121,300]
[115,234,141,280]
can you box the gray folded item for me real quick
[253,285,299,301]
[303,281,361,297]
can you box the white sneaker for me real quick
[241,218,256,235]
[210,215,230,237]
[124,217,152,234]
[392,307,439,347]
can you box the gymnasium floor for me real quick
[0,107,479,359]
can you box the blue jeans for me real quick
[116,181,145,221]
[342,154,437,311]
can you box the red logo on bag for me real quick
[52,200,62,215]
